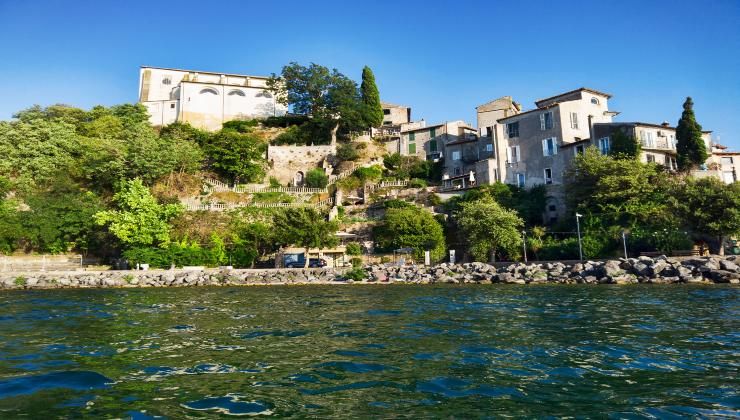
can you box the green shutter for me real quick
[409,143,416,154]
[430,140,437,152]
[430,128,436,137]
[409,132,415,141]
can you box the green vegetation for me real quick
[305,169,329,188]
[455,195,524,262]
[345,242,362,256]
[360,66,383,128]
[610,129,640,159]
[373,201,446,262]
[273,208,339,268]
[14,276,27,287]
[676,97,708,170]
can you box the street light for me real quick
[622,230,628,259]
[522,230,528,263]
[575,213,583,261]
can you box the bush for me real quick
[408,178,427,188]
[222,119,259,133]
[380,256,392,264]
[262,115,310,128]
[252,192,294,203]
[355,166,383,182]
[269,177,281,187]
[305,169,329,188]
[337,142,360,161]
[350,257,363,268]
[14,276,26,287]
[343,267,366,281]
[346,242,362,255]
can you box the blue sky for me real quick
[1,0,739,148]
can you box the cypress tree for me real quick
[360,66,383,128]
[676,97,708,170]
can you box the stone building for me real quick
[266,142,337,186]
[706,144,740,184]
[381,102,411,126]
[138,66,287,131]
[399,120,477,162]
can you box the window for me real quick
[485,143,493,152]
[409,132,415,142]
[228,89,246,96]
[548,204,557,212]
[430,128,436,137]
[570,112,579,129]
[591,97,599,105]
[721,157,734,165]
[507,145,521,163]
[641,130,654,147]
[430,140,437,152]
[162,76,172,85]
[454,167,462,176]
[516,173,526,188]
[507,122,519,138]
[383,121,392,125]
[170,103,175,109]
[669,134,676,149]
[544,168,553,184]
[646,153,655,163]
[575,144,585,156]
[452,151,461,161]
[598,137,611,155]
[408,143,416,154]
[383,109,391,115]
[199,88,219,95]
[540,112,553,130]
[485,126,493,138]
[542,137,558,156]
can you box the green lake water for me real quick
[0,285,737,417]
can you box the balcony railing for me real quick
[640,139,674,150]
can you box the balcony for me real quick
[640,139,674,151]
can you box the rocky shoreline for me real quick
[0,255,738,290]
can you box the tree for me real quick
[273,208,339,267]
[564,147,672,228]
[94,179,182,248]
[205,129,266,183]
[305,168,329,188]
[360,66,383,128]
[676,97,708,171]
[455,195,523,262]
[373,205,446,262]
[267,62,365,137]
[672,177,740,255]
[610,129,640,159]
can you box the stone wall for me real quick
[1,256,738,290]
[267,144,336,185]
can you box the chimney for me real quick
[661,121,670,127]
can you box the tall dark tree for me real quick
[675,97,708,170]
[360,66,383,128]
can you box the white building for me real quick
[138,66,287,131]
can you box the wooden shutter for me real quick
[542,139,548,156]
[552,137,558,155]
[540,113,546,130]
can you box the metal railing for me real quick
[184,197,334,212]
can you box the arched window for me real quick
[591,97,599,105]
[200,88,219,95]
[228,89,246,96]
[256,90,273,98]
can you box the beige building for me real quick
[381,102,411,126]
[138,66,287,131]
[707,144,740,184]
[400,120,477,162]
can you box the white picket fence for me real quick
[203,178,327,194]
[366,179,409,193]
[184,197,334,212]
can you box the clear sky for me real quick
[1,0,738,148]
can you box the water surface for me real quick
[0,285,737,417]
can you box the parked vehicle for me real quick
[285,258,327,268]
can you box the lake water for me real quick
[0,285,738,417]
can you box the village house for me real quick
[706,143,740,184]
[138,66,287,131]
[399,120,477,163]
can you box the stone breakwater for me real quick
[367,255,740,285]
[0,255,738,290]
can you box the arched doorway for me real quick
[294,171,304,186]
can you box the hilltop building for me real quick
[138,66,287,131]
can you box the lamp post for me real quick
[522,230,528,263]
[575,213,583,261]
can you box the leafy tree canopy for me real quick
[454,195,523,262]
[373,206,446,262]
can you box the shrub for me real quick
[305,169,329,188]
[346,242,362,255]
[351,257,363,268]
[337,142,360,161]
[14,276,26,287]
[355,166,383,182]
[408,178,427,188]
[262,115,310,128]
[122,274,135,284]
[343,267,366,281]
[380,256,392,264]
[269,177,281,187]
